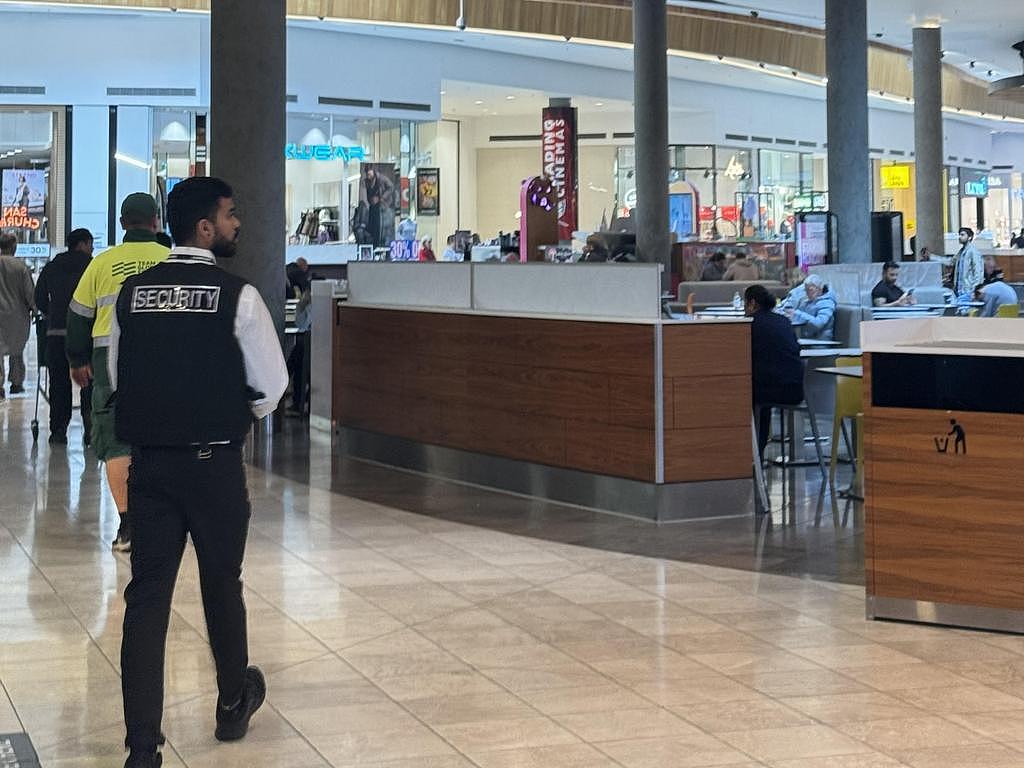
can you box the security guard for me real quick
[68,194,170,551]
[110,176,287,768]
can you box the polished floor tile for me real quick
[4,373,1024,767]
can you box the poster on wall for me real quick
[541,106,578,242]
[796,213,830,272]
[1,170,46,231]
[668,193,694,240]
[353,163,398,248]
[416,168,440,216]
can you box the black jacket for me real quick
[750,309,804,404]
[34,250,92,335]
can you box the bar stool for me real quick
[752,398,829,511]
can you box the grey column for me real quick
[210,0,287,335]
[913,26,945,257]
[633,0,670,288]
[825,0,871,263]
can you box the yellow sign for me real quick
[881,165,911,190]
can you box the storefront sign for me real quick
[964,176,989,198]
[541,106,578,241]
[723,155,746,180]
[416,168,440,216]
[0,206,41,230]
[285,143,366,162]
[880,165,911,190]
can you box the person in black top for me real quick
[871,261,915,307]
[111,177,288,768]
[33,228,94,445]
[701,251,727,281]
[745,285,804,458]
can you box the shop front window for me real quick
[946,166,961,234]
[0,108,62,270]
[670,145,717,238]
[985,172,1016,247]
[614,145,636,217]
[153,108,199,233]
[757,149,812,240]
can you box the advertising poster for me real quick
[416,168,440,216]
[541,106,578,242]
[797,214,829,272]
[0,169,46,231]
[668,192,694,240]
[353,163,398,248]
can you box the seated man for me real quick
[871,261,916,307]
[745,285,804,459]
[723,249,759,281]
[784,274,836,341]
[701,251,727,281]
[977,254,1018,317]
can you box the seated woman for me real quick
[701,251,727,281]
[784,273,836,341]
[745,285,804,459]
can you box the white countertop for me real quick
[340,301,750,326]
[861,317,1024,358]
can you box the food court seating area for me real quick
[676,280,788,310]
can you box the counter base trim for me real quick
[337,427,752,523]
[868,596,1024,635]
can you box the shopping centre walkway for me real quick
[7,378,1024,767]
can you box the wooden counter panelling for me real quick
[662,323,752,483]
[864,352,1024,611]
[334,307,657,482]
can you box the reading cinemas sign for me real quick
[541,105,579,242]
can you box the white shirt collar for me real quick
[169,246,217,265]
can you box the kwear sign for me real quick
[541,106,578,242]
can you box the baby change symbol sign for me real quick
[934,418,967,455]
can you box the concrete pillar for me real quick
[825,0,871,263]
[913,26,945,257]
[632,0,671,288]
[210,0,287,335]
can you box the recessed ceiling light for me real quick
[506,95,515,100]
[595,102,604,107]
[440,90,446,95]
[474,100,484,105]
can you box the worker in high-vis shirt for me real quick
[67,193,169,553]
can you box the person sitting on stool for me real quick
[110,176,288,768]
[746,284,804,460]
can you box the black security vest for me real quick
[114,260,253,447]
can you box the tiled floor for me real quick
[4,382,1024,767]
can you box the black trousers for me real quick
[286,332,309,412]
[121,444,251,751]
[45,336,92,437]
[754,386,804,458]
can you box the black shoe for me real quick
[215,666,267,742]
[111,516,131,553]
[49,432,68,445]
[124,749,162,768]
[9,384,24,394]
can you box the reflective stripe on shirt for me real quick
[69,299,95,319]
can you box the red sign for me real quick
[699,206,715,221]
[0,206,40,230]
[541,106,578,242]
[720,205,739,222]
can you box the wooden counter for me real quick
[863,318,1024,632]
[331,305,753,517]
